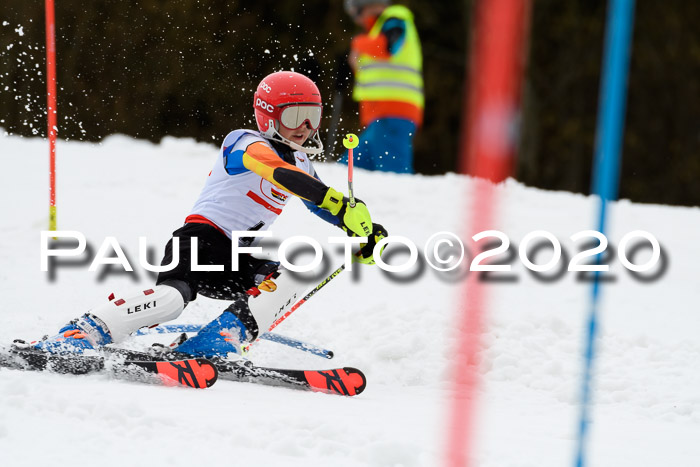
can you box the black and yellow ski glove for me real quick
[355,223,388,265]
[318,187,373,238]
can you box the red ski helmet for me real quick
[253,71,324,154]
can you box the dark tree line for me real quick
[1,1,698,206]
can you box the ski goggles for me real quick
[279,104,322,130]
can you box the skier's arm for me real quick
[235,141,328,204]
[351,17,406,59]
[225,141,372,237]
[301,170,342,225]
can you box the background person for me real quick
[339,0,424,174]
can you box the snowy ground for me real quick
[1,132,699,466]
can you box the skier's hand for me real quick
[354,223,388,265]
[319,187,373,237]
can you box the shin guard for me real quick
[89,285,185,342]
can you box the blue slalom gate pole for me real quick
[575,1,636,466]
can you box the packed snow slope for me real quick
[1,133,699,467]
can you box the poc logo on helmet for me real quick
[256,98,274,112]
[260,81,272,93]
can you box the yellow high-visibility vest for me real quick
[353,5,424,109]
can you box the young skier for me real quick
[33,71,387,359]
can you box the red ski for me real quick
[0,344,218,389]
[215,360,367,396]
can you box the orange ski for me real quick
[216,360,367,396]
[303,367,367,396]
[0,345,219,389]
[137,359,218,388]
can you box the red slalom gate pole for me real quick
[45,0,57,232]
[446,1,531,466]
